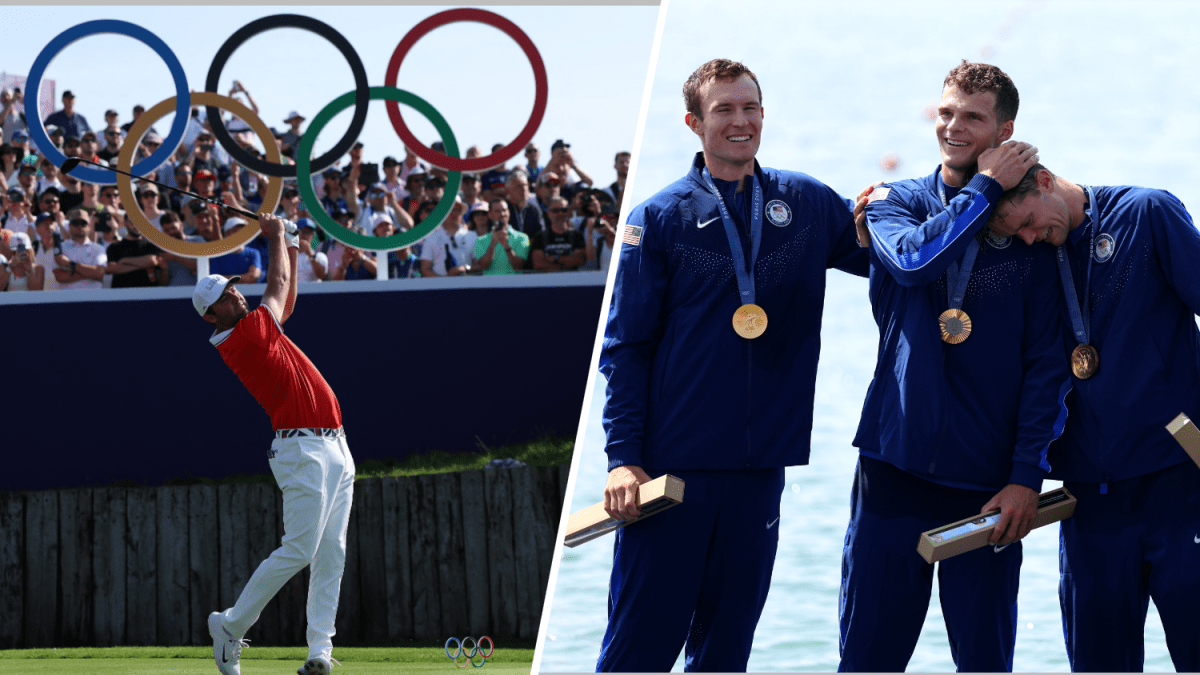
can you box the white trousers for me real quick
[220,431,355,659]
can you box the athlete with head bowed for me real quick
[597,59,868,671]
[844,61,1069,671]
[198,212,353,675]
[989,163,1200,672]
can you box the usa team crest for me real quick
[1093,233,1116,262]
[765,200,792,227]
[985,230,1011,249]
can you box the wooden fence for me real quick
[0,465,567,648]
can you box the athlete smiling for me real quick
[597,58,867,671]
[844,61,1068,672]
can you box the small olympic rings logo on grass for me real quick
[23,9,548,256]
[445,636,494,668]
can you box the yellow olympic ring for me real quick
[118,91,283,258]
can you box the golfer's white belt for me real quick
[275,427,345,439]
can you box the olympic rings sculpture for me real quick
[445,636,495,668]
[23,9,548,256]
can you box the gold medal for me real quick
[732,304,768,339]
[938,308,972,344]
[1071,344,1099,379]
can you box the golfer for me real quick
[197,212,353,675]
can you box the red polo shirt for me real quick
[212,305,342,430]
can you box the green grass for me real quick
[0,661,531,674]
[354,434,573,479]
[0,645,534,674]
[102,435,574,489]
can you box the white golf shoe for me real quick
[298,655,341,674]
[208,612,250,675]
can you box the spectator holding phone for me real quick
[31,211,64,291]
[472,199,529,275]
[0,231,44,291]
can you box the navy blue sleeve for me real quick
[598,200,671,471]
[1011,247,1072,490]
[865,173,1003,287]
[1148,190,1200,318]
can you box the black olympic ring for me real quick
[445,636,494,668]
[204,14,370,178]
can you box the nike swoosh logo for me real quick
[766,517,780,529]
[698,216,719,229]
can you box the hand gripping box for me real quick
[564,474,685,548]
[1167,413,1200,468]
[917,487,1076,563]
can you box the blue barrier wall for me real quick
[1,274,605,491]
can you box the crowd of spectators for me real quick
[0,83,629,292]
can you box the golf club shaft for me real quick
[63,156,275,226]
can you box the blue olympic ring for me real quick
[24,19,191,185]
[445,636,494,668]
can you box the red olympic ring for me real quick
[445,635,494,668]
[384,8,548,173]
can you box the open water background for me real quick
[540,0,1200,672]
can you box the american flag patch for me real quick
[621,224,643,247]
[867,187,891,204]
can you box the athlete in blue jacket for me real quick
[597,59,867,672]
[990,164,1200,672]
[846,62,1069,672]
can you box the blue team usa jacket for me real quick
[859,168,1071,492]
[1052,186,1200,483]
[601,153,867,472]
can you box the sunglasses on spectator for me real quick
[101,191,118,198]
[106,131,120,136]
[549,207,569,213]
[70,219,88,227]
[42,197,59,204]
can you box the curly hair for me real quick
[682,59,762,119]
[943,60,1019,124]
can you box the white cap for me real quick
[223,216,247,232]
[285,110,304,123]
[8,231,32,250]
[193,274,241,316]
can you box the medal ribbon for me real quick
[1055,186,1097,345]
[701,167,763,306]
[937,178,980,313]
[945,240,981,311]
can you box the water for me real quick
[541,0,1196,671]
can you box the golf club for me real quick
[60,156,297,233]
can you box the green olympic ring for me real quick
[296,86,462,252]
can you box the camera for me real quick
[94,211,113,233]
